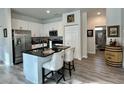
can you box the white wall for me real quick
[81,12,88,58]
[106,8,121,45]
[122,9,124,46]
[42,21,63,36]
[0,8,13,65]
[11,18,43,37]
[120,9,124,68]
[87,12,106,54]
[0,9,4,61]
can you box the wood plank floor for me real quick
[71,51,124,84]
[0,50,124,84]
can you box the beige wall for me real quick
[87,12,106,54]
[88,15,106,29]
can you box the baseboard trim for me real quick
[82,56,88,59]
[88,52,96,54]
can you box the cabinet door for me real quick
[64,42,72,46]
[64,31,71,42]
[64,25,81,59]
[12,19,28,30]
[28,22,42,37]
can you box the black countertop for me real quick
[23,46,70,57]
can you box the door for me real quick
[95,29,106,50]
[64,25,81,59]
[14,35,24,64]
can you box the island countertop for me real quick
[23,46,70,57]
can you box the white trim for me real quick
[82,56,88,59]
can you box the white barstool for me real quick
[42,50,65,84]
[64,47,75,77]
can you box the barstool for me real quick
[42,50,65,84]
[64,47,75,77]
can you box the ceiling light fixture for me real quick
[97,12,101,15]
[46,10,50,14]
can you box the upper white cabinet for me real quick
[28,22,42,37]
[12,19,29,30]
[11,18,43,37]
[43,21,63,36]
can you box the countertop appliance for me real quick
[49,36,63,44]
[12,29,31,64]
[49,30,58,36]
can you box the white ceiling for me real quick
[11,8,106,20]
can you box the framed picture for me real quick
[87,29,93,37]
[108,25,119,37]
[3,28,7,37]
[67,14,74,23]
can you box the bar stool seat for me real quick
[42,50,65,84]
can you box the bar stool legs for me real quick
[72,60,75,71]
[42,68,45,84]
[42,67,65,84]
[64,60,75,77]
[69,62,71,77]
[62,67,65,81]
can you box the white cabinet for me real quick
[23,53,52,84]
[63,10,88,60]
[28,22,42,37]
[12,19,43,37]
[12,19,29,30]
[43,21,63,37]
[63,10,82,60]
[64,25,81,60]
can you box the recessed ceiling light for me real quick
[46,10,50,14]
[97,12,101,15]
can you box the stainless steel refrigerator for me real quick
[12,29,31,64]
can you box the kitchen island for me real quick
[23,46,69,84]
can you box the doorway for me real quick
[95,26,106,52]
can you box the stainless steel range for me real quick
[12,29,31,64]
